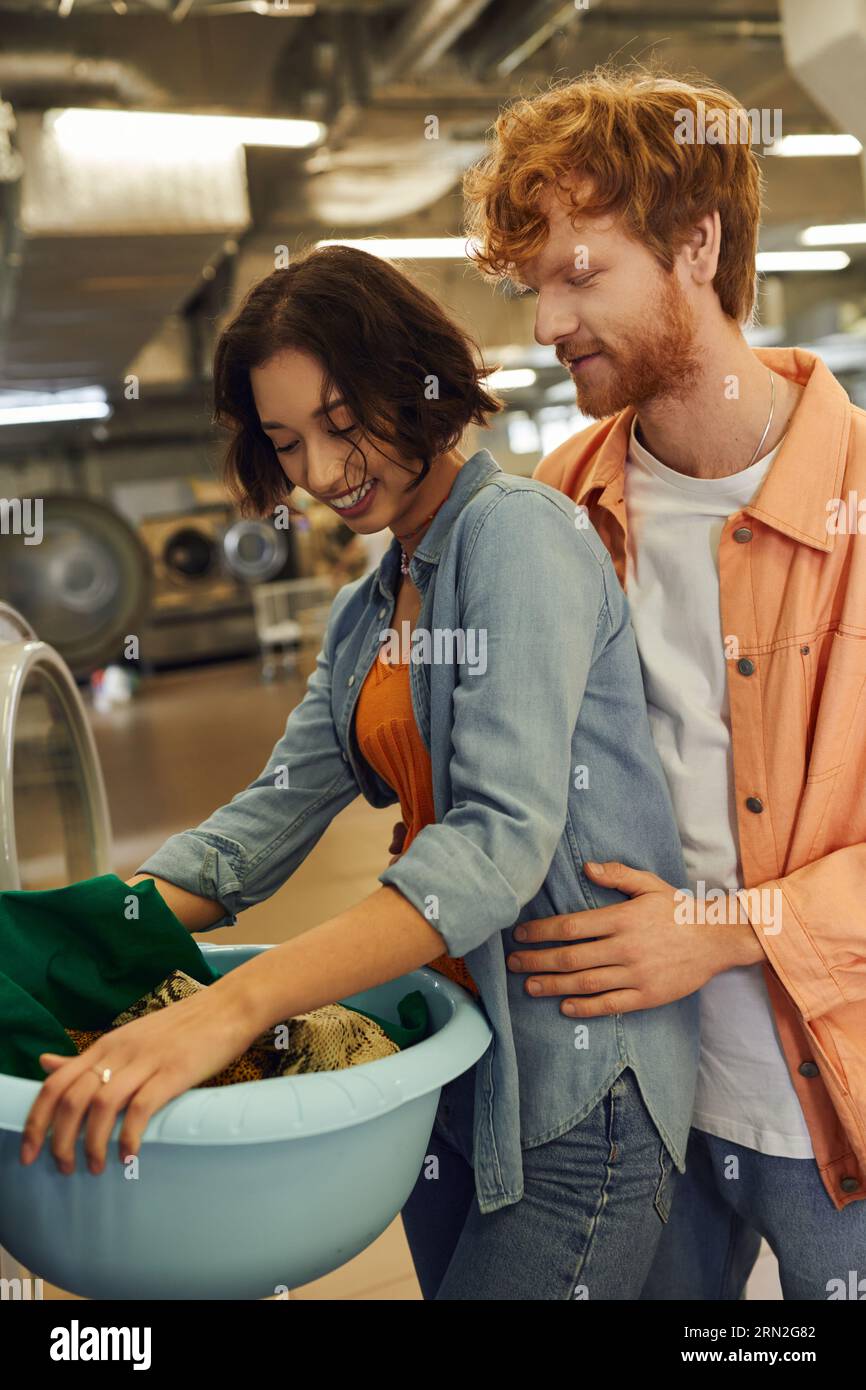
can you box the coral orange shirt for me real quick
[355,647,480,998]
[534,345,866,1210]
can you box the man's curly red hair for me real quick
[463,65,765,325]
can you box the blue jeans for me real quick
[640,1127,866,1300]
[400,1063,677,1300]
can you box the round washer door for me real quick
[222,519,291,583]
[0,496,151,678]
[0,602,112,892]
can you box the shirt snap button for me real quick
[347,675,355,686]
[733,526,753,543]
[746,796,764,814]
[798,1061,819,1078]
[840,1176,860,1194]
[737,657,755,676]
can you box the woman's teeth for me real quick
[330,479,374,510]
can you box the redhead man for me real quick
[463,67,866,1300]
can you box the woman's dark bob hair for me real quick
[213,243,503,518]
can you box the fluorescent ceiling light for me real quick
[316,237,480,259]
[0,402,112,426]
[0,389,111,426]
[765,133,862,157]
[48,108,324,157]
[756,251,851,272]
[483,368,537,390]
[800,223,866,246]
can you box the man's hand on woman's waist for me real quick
[506,860,764,1016]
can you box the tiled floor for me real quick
[37,654,780,1301]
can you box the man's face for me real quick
[521,184,703,417]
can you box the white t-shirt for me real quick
[624,415,814,1159]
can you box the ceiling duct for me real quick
[0,109,251,391]
[781,0,866,194]
[0,52,163,107]
[375,0,493,83]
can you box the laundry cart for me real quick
[250,576,334,679]
[0,602,493,1299]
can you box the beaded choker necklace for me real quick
[397,493,451,576]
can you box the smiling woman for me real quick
[212,243,501,523]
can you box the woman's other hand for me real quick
[387,819,407,865]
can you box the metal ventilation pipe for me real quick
[781,0,866,197]
[0,53,163,107]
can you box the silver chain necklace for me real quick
[747,368,776,467]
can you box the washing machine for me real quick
[136,506,299,667]
[0,494,152,681]
[0,601,113,1288]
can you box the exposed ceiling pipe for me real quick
[781,0,866,210]
[0,0,399,12]
[574,9,781,40]
[376,0,493,84]
[471,0,588,79]
[781,0,866,144]
[0,53,163,107]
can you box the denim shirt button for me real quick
[347,675,355,686]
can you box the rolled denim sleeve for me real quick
[379,488,608,957]
[134,591,361,930]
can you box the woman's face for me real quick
[251,347,424,534]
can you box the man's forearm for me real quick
[209,884,447,1032]
[125,873,226,933]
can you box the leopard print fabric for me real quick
[64,970,399,1085]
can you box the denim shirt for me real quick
[135,447,700,1215]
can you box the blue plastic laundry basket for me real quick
[0,944,492,1299]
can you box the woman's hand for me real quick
[387,819,407,865]
[18,984,259,1176]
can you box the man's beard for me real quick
[559,271,703,419]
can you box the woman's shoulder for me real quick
[453,464,610,571]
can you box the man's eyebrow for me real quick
[511,257,588,295]
[554,256,591,278]
[261,397,347,430]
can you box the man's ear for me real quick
[681,211,721,288]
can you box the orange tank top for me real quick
[354,647,479,997]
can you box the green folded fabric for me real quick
[0,874,219,1080]
[0,873,429,1082]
